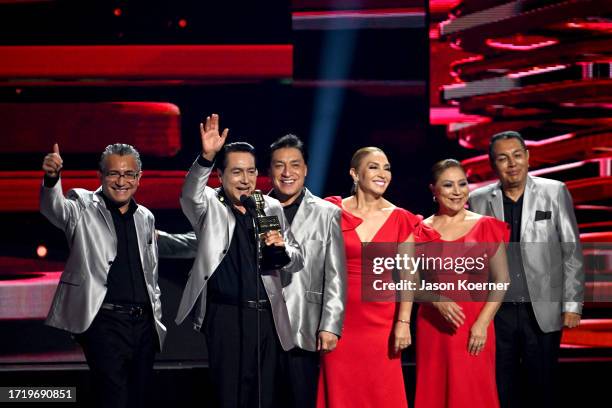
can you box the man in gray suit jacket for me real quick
[268,134,346,408]
[40,143,165,408]
[469,131,584,408]
[177,114,303,408]
[155,133,347,407]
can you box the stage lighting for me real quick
[36,245,47,258]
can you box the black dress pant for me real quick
[76,308,156,408]
[281,347,320,408]
[204,302,283,408]
[495,303,562,408]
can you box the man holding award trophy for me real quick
[176,113,304,408]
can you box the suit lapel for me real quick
[215,188,236,245]
[520,176,535,240]
[133,207,147,268]
[94,189,117,239]
[488,182,504,221]
[227,205,236,240]
[290,189,314,240]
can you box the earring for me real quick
[432,196,437,202]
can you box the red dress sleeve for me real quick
[479,216,510,258]
[324,195,342,207]
[482,216,510,244]
[324,196,362,232]
[396,208,440,243]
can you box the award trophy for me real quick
[249,190,291,270]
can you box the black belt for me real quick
[243,300,271,310]
[101,303,148,317]
[501,302,529,308]
[209,295,271,310]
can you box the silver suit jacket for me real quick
[40,179,166,349]
[469,175,585,332]
[176,159,304,351]
[280,189,347,352]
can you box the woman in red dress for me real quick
[415,159,509,408]
[317,147,436,408]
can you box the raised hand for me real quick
[42,143,63,178]
[200,113,229,161]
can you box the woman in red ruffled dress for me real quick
[317,147,437,408]
[415,159,510,408]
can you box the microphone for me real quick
[240,194,258,217]
[239,194,255,209]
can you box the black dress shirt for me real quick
[503,193,531,302]
[102,195,150,305]
[206,190,268,303]
[270,188,305,226]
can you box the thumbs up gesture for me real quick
[42,143,63,178]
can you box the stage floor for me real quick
[0,361,609,407]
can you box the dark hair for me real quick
[488,131,527,164]
[99,143,142,172]
[269,134,308,164]
[430,159,465,184]
[350,147,386,194]
[216,142,256,172]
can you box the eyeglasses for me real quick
[495,150,527,165]
[104,171,140,181]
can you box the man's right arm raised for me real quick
[39,143,80,233]
[180,113,229,230]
